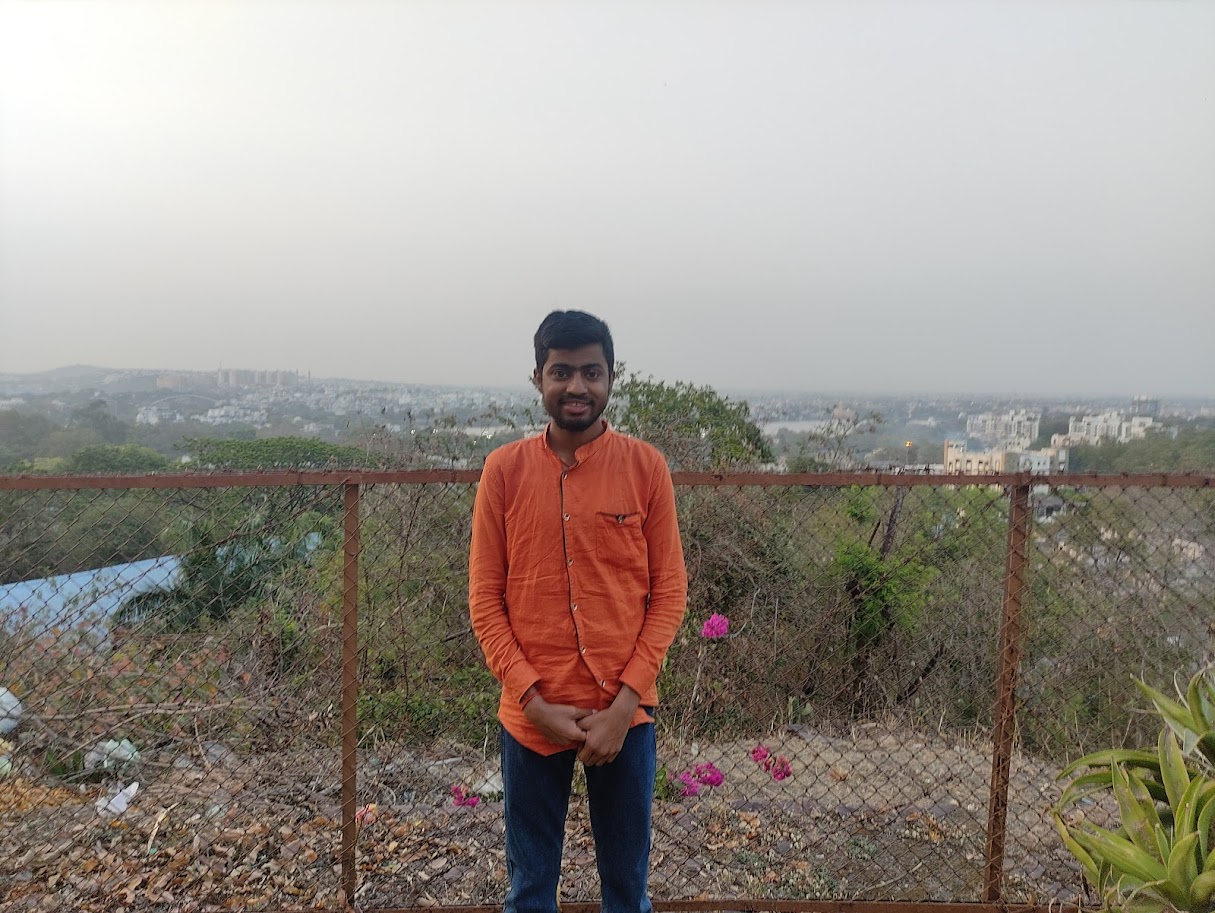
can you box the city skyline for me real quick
[5,361,1214,408]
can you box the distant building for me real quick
[965,409,1041,451]
[1052,411,1154,447]
[945,441,1007,474]
[944,440,1067,475]
[1130,396,1160,417]
[217,369,299,388]
[1011,446,1069,474]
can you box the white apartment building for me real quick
[1051,411,1154,447]
[944,441,1006,474]
[1012,447,1069,474]
[216,369,300,388]
[944,440,1067,475]
[965,410,1041,451]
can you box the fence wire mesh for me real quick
[1,483,348,910]
[0,473,1212,912]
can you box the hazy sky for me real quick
[2,1,1213,395]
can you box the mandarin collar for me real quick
[539,420,614,466]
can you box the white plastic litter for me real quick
[84,738,140,772]
[0,688,22,735]
[96,781,139,817]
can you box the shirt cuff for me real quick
[506,664,542,705]
[618,661,654,702]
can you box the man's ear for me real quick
[531,369,542,390]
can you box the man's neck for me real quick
[547,420,606,467]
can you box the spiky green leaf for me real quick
[1177,777,1207,840]
[1167,831,1201,894]
[1115,763,1166,858]
[1162,729,1193,811]
[1054,814,1102,887]
[1190,869,1215,909]
[1138,679,1204,750]
[1195,782,1215,862]
[1060,748,1161,780]
[1188,673,1213,732]
[1072,822,1169,885]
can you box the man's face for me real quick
[534,343,613,434]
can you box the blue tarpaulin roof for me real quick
[0,557,182,637]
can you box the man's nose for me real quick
[566,373,587,394]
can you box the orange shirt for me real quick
[469,422,688,755]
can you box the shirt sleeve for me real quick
[468,456,541,702]
[619,454,688,699]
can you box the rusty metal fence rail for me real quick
[0,470,1212,912]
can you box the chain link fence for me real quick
[1,471,1212,911]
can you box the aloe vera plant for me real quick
[1054,668,1215,913]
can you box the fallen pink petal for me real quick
[750,744,770,763]
[694,762,724,787]
[673,770,701,797]
[700,613,730,639]
[771,756,793,781]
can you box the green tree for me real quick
[0,411,61,467]
[70,400,130,445]
[0,488,172,584]
[117,509,334,631]
[1033,414,1070,448]
[64,444,171,474]
[787,409,884,471]
[1068,429,1215,473]
[610,372,772,470]
[38,428,104,460]
[183,436,373,469]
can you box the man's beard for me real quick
[548,398,603,433]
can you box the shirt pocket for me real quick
[595,511,647,570]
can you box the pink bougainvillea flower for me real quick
[694,762,724,787]
[700,613,730,639]
[451,785,481,807]
[673,770,701,797]
[750,744,770,764]
[771,756,793,781]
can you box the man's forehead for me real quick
[543,344,608,369]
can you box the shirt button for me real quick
[571,603,578,610]
[600,680,607,688]
[563,514,570,521]
[562,472,568,480]
[580,646,587,654]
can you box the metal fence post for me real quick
[341,481,362,907]
[984,480,1033,902]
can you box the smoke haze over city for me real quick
[2,1,1213,395]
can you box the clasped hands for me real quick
[522,686,641,767]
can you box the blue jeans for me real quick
[501,722,656,913]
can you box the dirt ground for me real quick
[1,719,1096,912]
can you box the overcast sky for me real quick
[1,0,1212,396]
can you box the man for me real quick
[469,310,688,913]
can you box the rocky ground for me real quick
[1,719,1098,912]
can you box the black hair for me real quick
[533,310,615,375]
